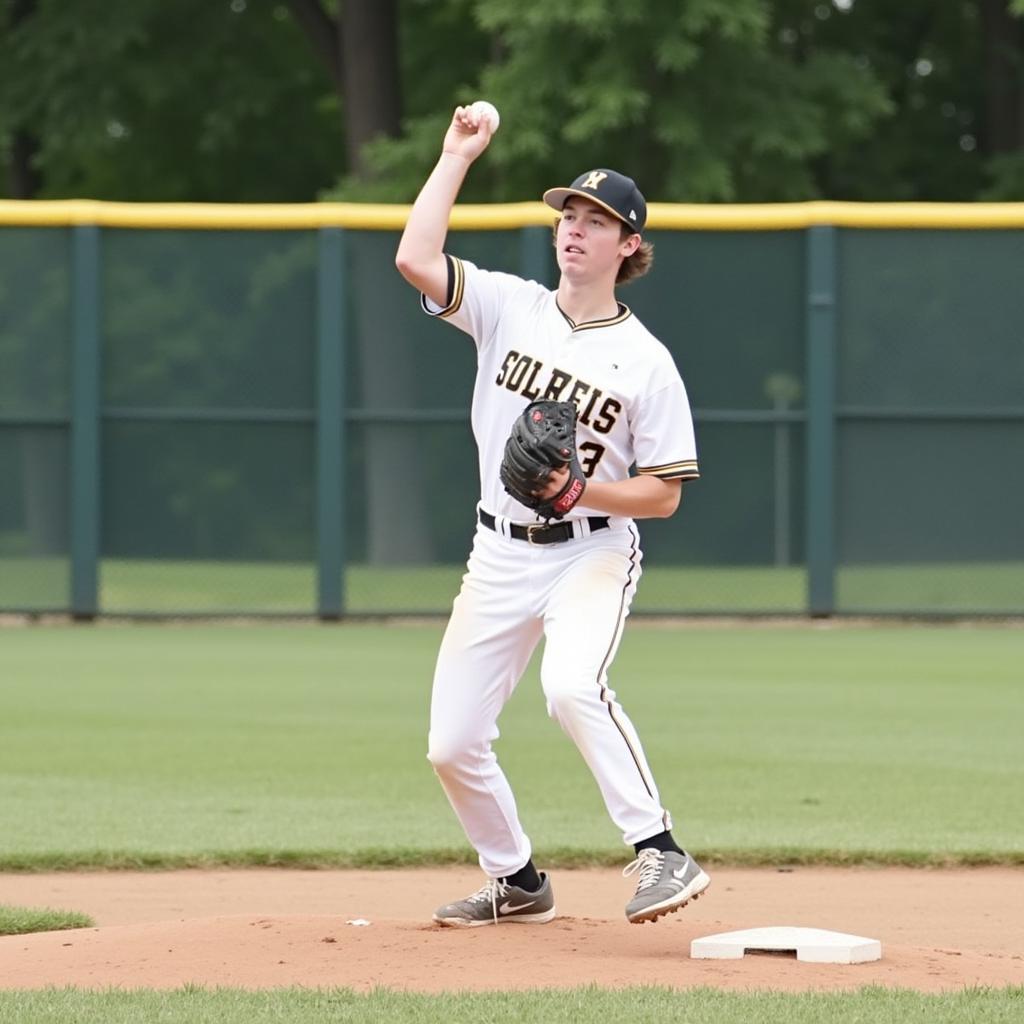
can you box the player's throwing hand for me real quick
[442,104,496,163]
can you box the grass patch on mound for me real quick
[0,904,94,936]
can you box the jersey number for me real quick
[578,442,606,478]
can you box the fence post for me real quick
[805,225,838,616]
[316,228,346,619]
[70,225,101,620]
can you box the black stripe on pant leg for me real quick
[594,524,660,807]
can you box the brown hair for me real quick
[552,218,654,286]
[616,223,654,285]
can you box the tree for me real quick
[981,0,1024,196]
[785,0,1023,201]
[287,1,436,564]
[4,0,40,198]
[3,1,1023,575]
[334,0,895,203]
[341,0,1022,204]
[0,0,344,201]
[4,1,1021,203]
[286,0,402,179]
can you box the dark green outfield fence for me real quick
[1,201,1022,617]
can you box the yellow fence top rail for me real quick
[2,198,1024,230]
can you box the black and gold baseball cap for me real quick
[542,169,647,233]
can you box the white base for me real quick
[691,926,881,964]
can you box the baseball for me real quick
[469,100,500,133]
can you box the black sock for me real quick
[503,860,542,892]
[634,830,684,857]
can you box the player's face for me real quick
[556,198,640,282]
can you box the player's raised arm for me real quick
[395,104,497,307]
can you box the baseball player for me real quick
[395,104,709,927]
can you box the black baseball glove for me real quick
[499,400,587,520]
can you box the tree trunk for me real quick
[979,0,1024,154]
[348,233,433,566]
[289,0,431,566]
[8,121,61,560]
[340,0,402,179]
[7,129,41,199]
[6,0,40,198]
[4,0,64,562]
[339,2,432,566]
[284,0,342,94]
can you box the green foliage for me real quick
[0,227,322,561]
[0,228,70,414]
[3,1,1017,203]
[0,0,344,200]
[337,0,894,203]
[793,0,993,200]
[982,151,1024,199]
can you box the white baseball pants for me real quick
[427,513,672,878]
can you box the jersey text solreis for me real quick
[495,348,622,434]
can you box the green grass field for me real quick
[1,621,1022,1020]
[0,986,1021,1024]
[2,557,1022,613]
[0,622,1021,869]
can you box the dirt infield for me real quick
[1,866,1021,992]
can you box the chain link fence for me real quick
[1,205,1021,616]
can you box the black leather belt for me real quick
[478,509,609,545]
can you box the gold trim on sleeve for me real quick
[439,255,465,319]
[637,460,700,480]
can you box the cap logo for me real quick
[580,171,608,190]
[629,210,637,221]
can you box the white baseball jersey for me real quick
[422,256,699,522]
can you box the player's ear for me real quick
[620,233,642,258]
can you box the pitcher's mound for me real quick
[1,866,1021,992]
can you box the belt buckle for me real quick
[525,524,545,545]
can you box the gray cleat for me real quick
[623,848,710,924]
[433,871,556,927]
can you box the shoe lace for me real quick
[622,848,664,894]
[466,877,510,924]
